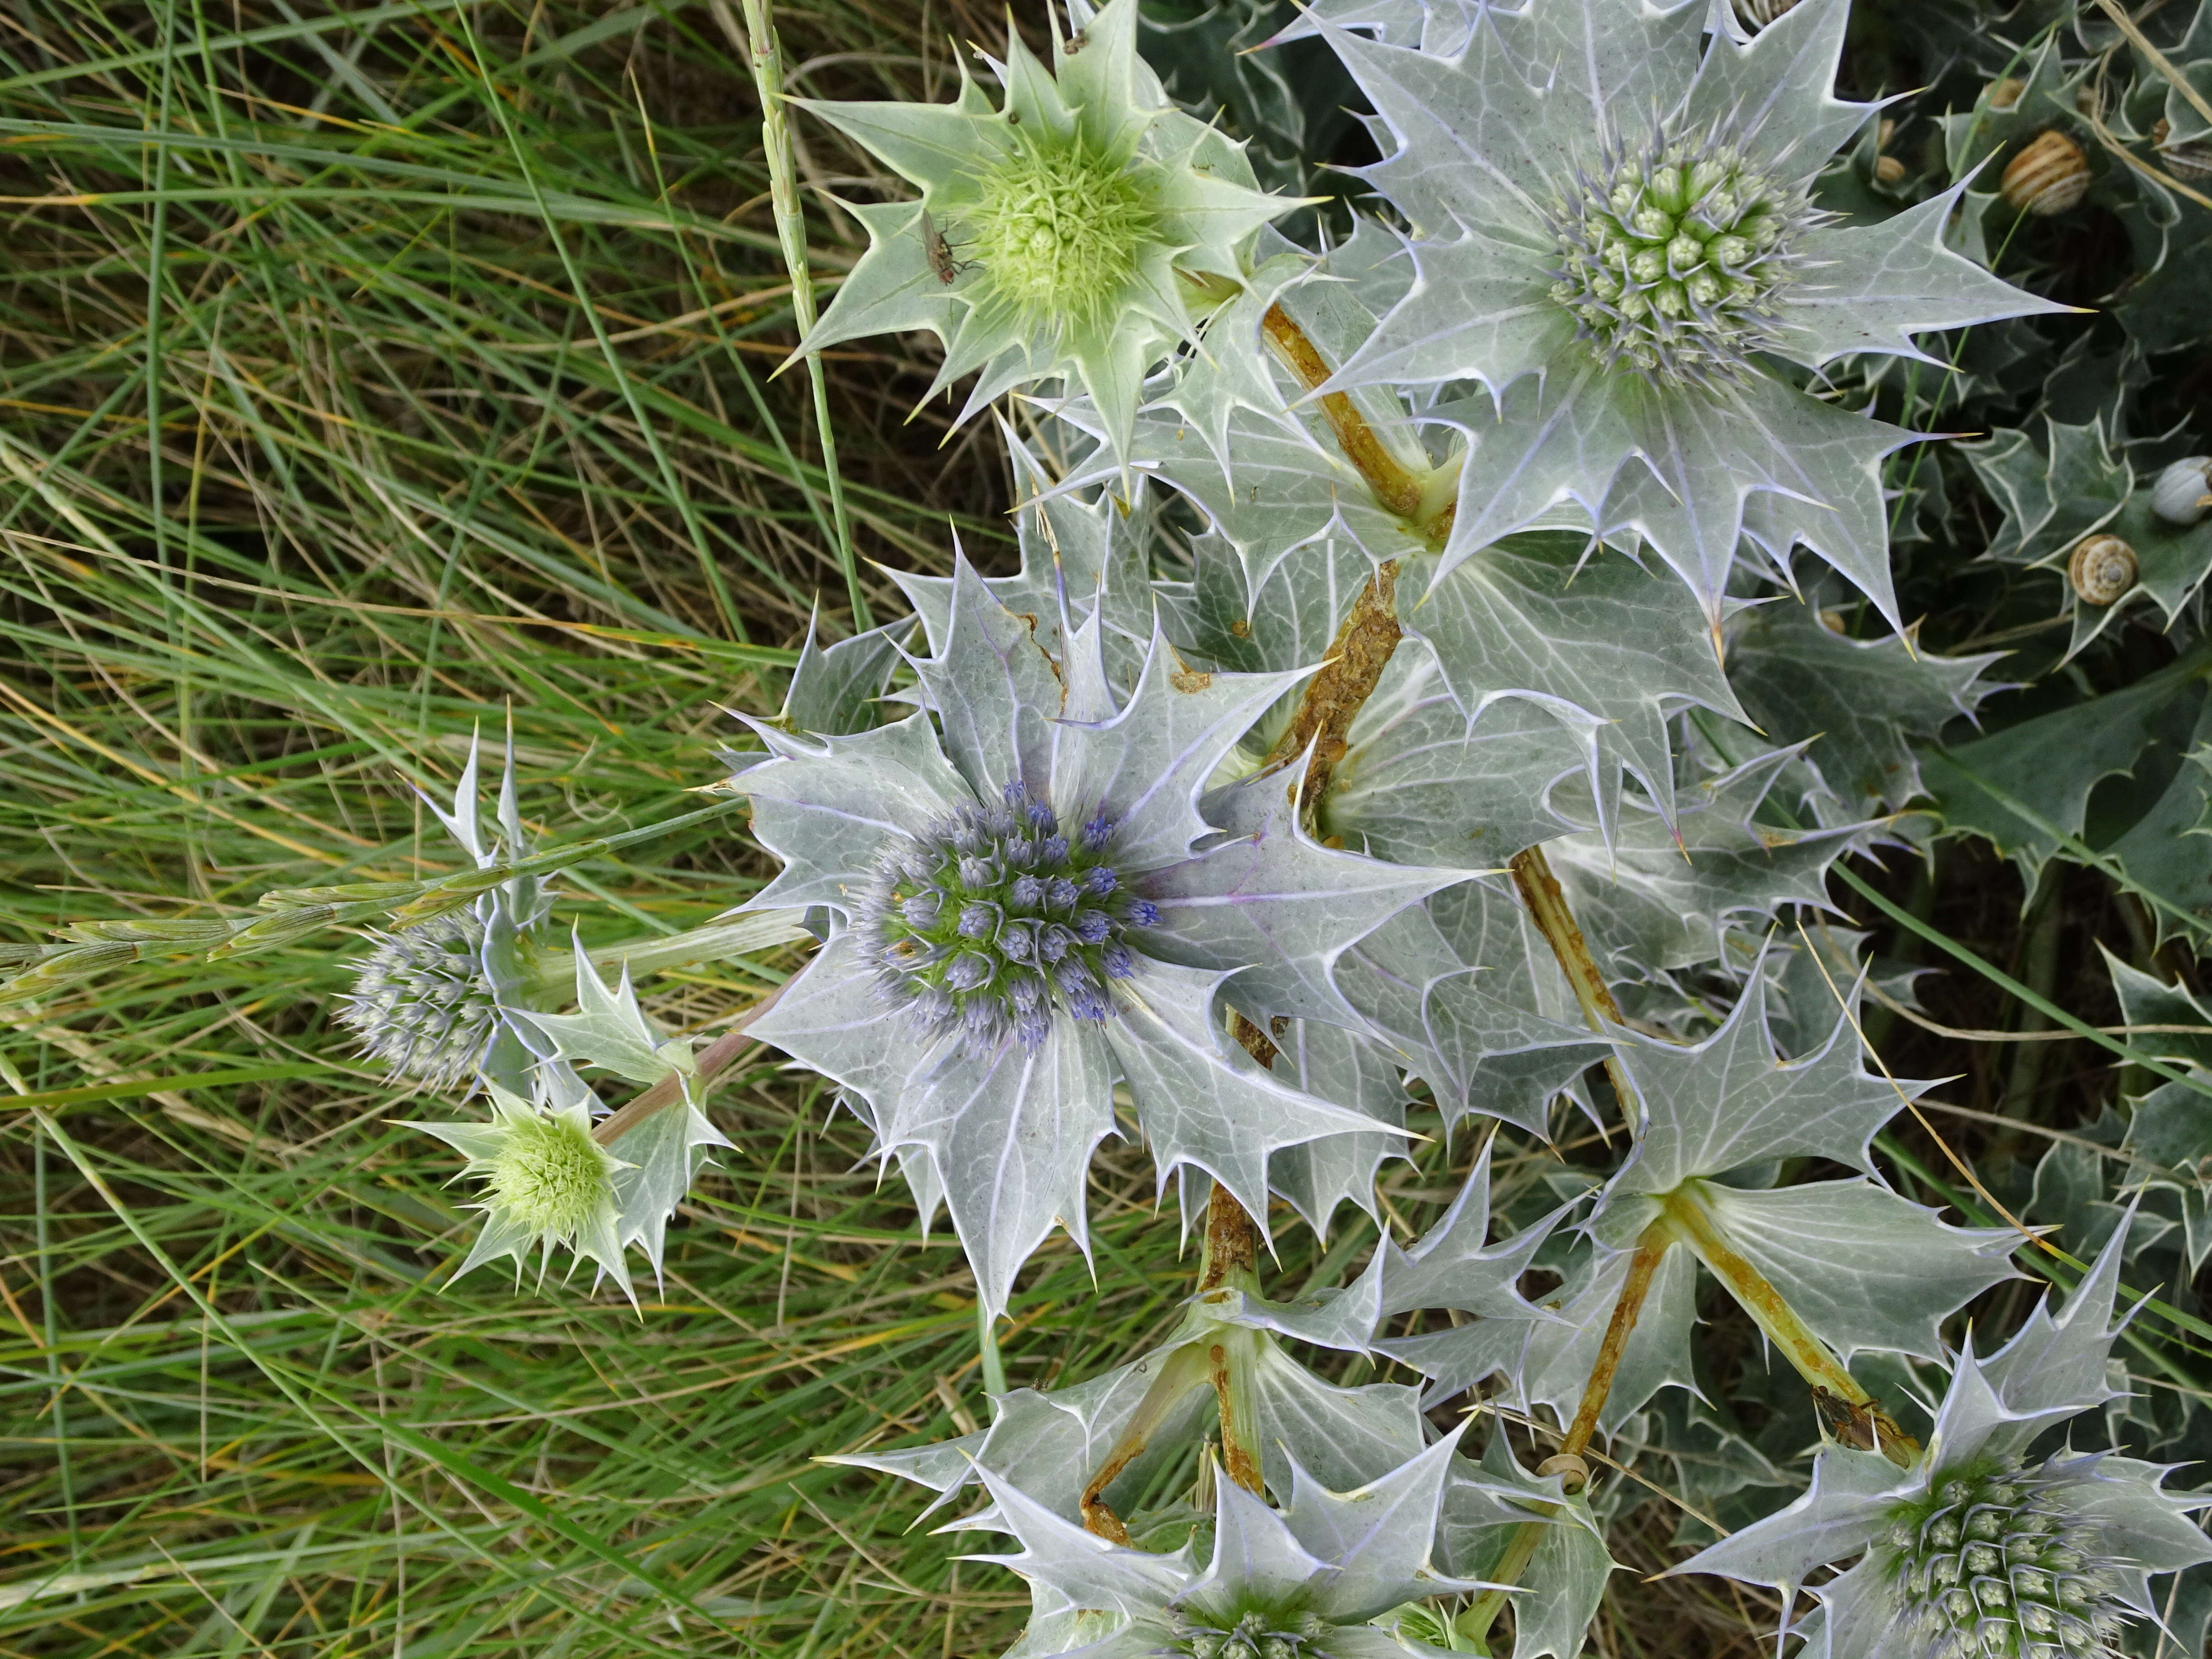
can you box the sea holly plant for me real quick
[8,0,2212,1653]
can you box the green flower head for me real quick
[790,0,1293,459]
[406,1064,633,1299]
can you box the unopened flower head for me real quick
[479,1105,617,1241]
[967,127,1159,331]
[787,0,1289,459]
[1884,1455,2128,1659]
[1551,128,1815,388]
[340,913,505,1091]
[1171,1607,1332,1659]
[856,780,1158,1053]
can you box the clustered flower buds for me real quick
[1172,1608,1333,1659]
[338,913,507,1090]
[1551,131,1809,384]
[1886,1459,2127,1658]
[856,781,1158,1051]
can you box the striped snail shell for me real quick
[1987,77,2025,110]
[2002,130,2091,215]
[1731,0,1798,26]
[2068,534,2137,605]
[2160,141,2212,182]
[2151,457,2212,527]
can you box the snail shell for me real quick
[2151,457,2212,527]
[2068,534,2137,605]
[2002,130,2091,215]
[2160,140,2212,182]
[1537,1453,1591,1493]
[1987,77,2025,110]
[1875,154,1907,186]
[1731,0,1797,26]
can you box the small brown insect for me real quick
[1064,28,1087,54]
[1812,1386,1883,1452]
[919,211,973,285]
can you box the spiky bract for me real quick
[340,913,505,1090]
[1551,131,1812,387]
[789,0,1290,459]
[405,1071,632,1295]
[856,781,1158,1052]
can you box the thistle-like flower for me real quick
[788,0,1291,459]
[1308,0,2065,628]
[961,1431,1481,1659]
[406,1064,632,1297]
[734,561,1460,1315]
[340,734,553,1094]
[1674,1225,2212,1656]
[338,912,512,1092]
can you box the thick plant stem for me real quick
[589,980,787,1146]
[1658,1187,1919,1467]
[1260,559,1402,808]
[1509,844,1639,1118]
[1462,1227,1669,1643]
[1261,305,1427,520]
[1557,1226,1670,1467]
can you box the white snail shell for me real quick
[2002,130,2090,215]
[1731,0,1798,26]
[2068,534,2137,605]
[2151,458,2212,527]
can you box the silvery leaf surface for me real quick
[737,711,974,914]
[604,1099,731,1280]
[825,1353,1188,1527]
[1309,0,2053,628]
[1274,1431,1475,1620]
[962,1467,1198,1622]
[1044,618,1311,875]
[1379,1139,1574,1323]
[1685,1179,2016,1360]
[1600,975,1912,1202]
[1185,528,1375,683]
[1668,1444,1907,1610]
[1333,900,1606,1136]
[1139,767,1468,1030]
[530,950,693,1087]
[1318,642,1588,870]
[1203,1247,1389,1354]
[893,433,1160,688]
[751,935,1118,1321]
[1544,745,1873,977]
[1105,958,1405,1227]
[1266,1018,1412,1237]
[1770,185,2071,365]
[1244,1331,1431,1496]
[911,559,1065,801]
[1516,1237,1701,1431]
[2061,488,2212,659]
[1083,402,1410,600]
[1435,1424,1616,1659]
[774,612,907,740]
[1398,537,1742,834]
[1726,597,2005,815]
[882,1021,1121,1322]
